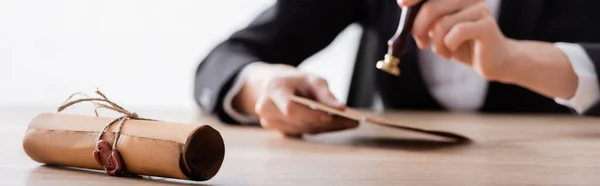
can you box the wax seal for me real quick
[93,140,124,176]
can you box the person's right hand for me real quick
[233,63,359,137]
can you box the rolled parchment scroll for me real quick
[23,113,225,181]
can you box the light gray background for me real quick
[0,0,362,110]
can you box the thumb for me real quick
[307,78,346,110]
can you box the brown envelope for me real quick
[22,113,225,181]
[288,95,469,141]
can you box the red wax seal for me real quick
[106,150,123,176]
[93,140,124,176]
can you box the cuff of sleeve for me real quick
[222,62,266,124]
[554,42,600,114]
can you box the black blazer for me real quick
[194,0,600,123]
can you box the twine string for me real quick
[58,89,155,150]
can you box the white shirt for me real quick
[222,0,600,123]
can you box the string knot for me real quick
[128,112,139,119]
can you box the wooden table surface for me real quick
[3,106,600,185]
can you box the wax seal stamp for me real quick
[376,1,427,76]
[93,140,124,176]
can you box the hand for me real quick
[233,63,358,136]
[398,0,515,81]
[398,0,578,100]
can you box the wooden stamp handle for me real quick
[388,1,427,58]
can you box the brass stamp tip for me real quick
[376,61,400,76]
[376,55,401,76]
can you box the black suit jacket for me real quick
[195,0,600,123]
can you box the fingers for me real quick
[443,17,494,52]
[304,76,345,110]
[256,95,321,134]
[269,94,357,134]
[282,102,334,128]
[260,118,304,136]
[254,70,358,136]
[298,116,359,135]
[313,117,359,134]
[413,0,481,49]
[257,95,358,135]
[261,115,358,136]
[430,2,488,59]
[255,81,357,135]
[265,88,332,124]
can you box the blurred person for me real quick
[194,0,600,136]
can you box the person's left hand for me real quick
[398,0,516,81]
